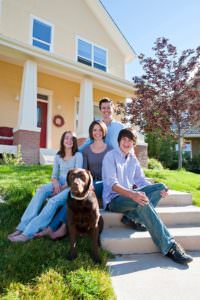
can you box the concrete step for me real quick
[101,226,200,254]
[158,190,192,206]
[39,148,57,165]
[101,205,200,228]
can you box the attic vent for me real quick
[37,94,48,101]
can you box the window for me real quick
[77,38,107,72]
[75,101,101,130]
[31,17,53,51]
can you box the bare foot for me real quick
[34,227,53,239]
[9,234,30,242]
[8,230,22,239]
[49,224,67,240]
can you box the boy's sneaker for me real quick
[166,242,193,264]
[121,215,147,232]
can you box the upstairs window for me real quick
[77,38,107,72]
[31,17,53,52]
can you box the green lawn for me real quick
[1,165,199,299]
[144,168,200,206]
[0,165,115,300]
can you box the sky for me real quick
[101,0,200,80]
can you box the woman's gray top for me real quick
[83,145,112,180]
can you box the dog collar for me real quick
[70,191,90,201]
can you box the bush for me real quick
[148,158,164,170]
[1,145,24,166]
[187,152,200,173]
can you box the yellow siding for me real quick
[38,72,80,149]
[0,61,22,127]
[1,0,125,77]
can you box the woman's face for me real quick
[92,124,103,141]
[63,132,73,149]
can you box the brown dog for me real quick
[66,168,104,263]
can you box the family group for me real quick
[8,98,192,265]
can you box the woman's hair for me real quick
[117,128,137,145]
[57,131,78,158]
[89,120,107,140]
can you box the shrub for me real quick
[1,145,24,166]
[148,158,164,170]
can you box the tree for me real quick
[121,38,200,169]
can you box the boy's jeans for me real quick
[16,182,69,238]
[109,183,175,255]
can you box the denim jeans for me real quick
[109,183,174,255]
[94,180,103,201]
[49,204,67,231]
[16,181,69,238]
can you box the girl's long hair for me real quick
[57,131,78,158]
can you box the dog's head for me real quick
[67,168,93,198]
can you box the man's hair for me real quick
[89,120,107,140]
[117,128,137,145]
[99,97,113,109]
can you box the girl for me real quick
[8,131,83,242]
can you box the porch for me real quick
[0,35,147,166]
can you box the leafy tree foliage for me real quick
[121,38,200,168]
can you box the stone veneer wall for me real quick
[13,130,40,164]
[135,144,148,168]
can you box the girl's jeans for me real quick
[16,181,69,238]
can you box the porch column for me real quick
[13,60,40,164]
[77,78,93,138]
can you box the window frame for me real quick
[30,15,54,52]
[76,36,108,72]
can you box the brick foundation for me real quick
[13,130,40,164]
[135,144,148,168]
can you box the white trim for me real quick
[0,0,3,30]
[84,0,136,62]
[0,145,17,155]
[29,15,54,53]
[37,87,53,148]
[0,35,135,96]
[74,97,79,132]
[76,35,108,72]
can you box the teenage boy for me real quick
[102,128,193,265]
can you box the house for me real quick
[183,128,200,158]
[0,0,147,166]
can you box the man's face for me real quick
[119,136,134,155]
[100,102,113,119]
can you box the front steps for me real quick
[101,190,200,254]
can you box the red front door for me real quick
[37,101,48,148]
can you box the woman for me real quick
[35,120,111,240]
[8,131,83,242]
[83,120,112,202]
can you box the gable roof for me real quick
[84,0,137,62]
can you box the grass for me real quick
[1,165,199,299]
[144,168,200,206]
[0,165,115,300]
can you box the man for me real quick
[102,128,193,265]
[79,98,124,151]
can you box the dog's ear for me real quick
[66,169,73,186]
[86,170,93,191]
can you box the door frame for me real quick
[37,87,53,148]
